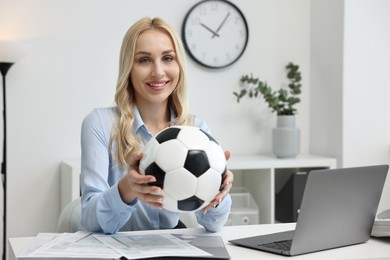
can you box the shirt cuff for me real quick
[105,183,136,215]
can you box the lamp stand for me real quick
[0,62,13,260]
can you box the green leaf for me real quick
[234,62,302,115]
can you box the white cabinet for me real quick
[227,154,337,224]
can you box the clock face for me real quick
[182,0,249,69]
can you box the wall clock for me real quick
[181,0,249,69]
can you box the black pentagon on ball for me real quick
[178,196,205,211]
[184,150,210,177]
[155,127,181,144]
[144,162,166,188]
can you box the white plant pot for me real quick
[272,115,300,158]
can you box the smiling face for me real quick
[130,29,180,108]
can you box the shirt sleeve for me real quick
[80,109,134,234]
[195,194,232,232]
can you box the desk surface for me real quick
[9,223,390,260]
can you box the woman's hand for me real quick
[118,153,164,208]
[202,150,234,213]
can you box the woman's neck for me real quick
[137,101,170,136]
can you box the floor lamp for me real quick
[0,41,29,260]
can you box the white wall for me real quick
[310,0,344,162]
[310,0,390,213]
[0,0,311,251]
[343,0,390,212]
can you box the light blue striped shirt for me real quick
[80,106,231,234]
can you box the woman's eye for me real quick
[139,57,151,63]
[163,55,174,62]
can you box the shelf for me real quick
[228,154,337,170]
[227,154,337,224]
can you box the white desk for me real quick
[9,223,390,260]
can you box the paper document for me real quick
[17,231,227,259]
[24,232,121,259]
[18,233,62,257]
[95,233,211,259]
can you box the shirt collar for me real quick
[133,105,176,135]
[133,105,144,134]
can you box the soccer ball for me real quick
[139,126,227,212]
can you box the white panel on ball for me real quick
[205,142,226,173]
[177,126,210,150]
[155,140,187,172]
[163,191,180,212]
[164,168,197,200]
[197,169,222,202]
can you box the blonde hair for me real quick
[112,17,192,166]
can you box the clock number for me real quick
[226,53,231,61]
[191,43,197,52]
[190,17,200,26]
[186,29,193,38]
[198,6,207,16]
[234,16,240,24]
[210,2,218,11]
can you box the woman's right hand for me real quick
[118,153,164,208]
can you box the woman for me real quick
[80,17,233,234]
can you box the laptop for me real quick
[229,165,389,256]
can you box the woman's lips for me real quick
[146,81,169,90]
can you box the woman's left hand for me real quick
[202,150,234,214]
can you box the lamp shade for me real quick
[0,41,30,63]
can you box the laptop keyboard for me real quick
[259,240,292,251]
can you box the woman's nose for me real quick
[151,61,163,77]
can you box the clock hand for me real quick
[212,12,230,38]
[200,23,220,38]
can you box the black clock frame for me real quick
[181,0,249,69]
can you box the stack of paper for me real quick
[371,219,390,237]
[371,209,390,237]
[18,231,230,259]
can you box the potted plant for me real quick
[233,62,302,158]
